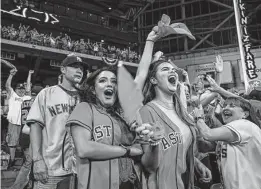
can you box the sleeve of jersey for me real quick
[26,90,46,127]
[224,119,253,144]
[138,105,157,124]
[66,102,93,131]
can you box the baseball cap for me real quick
[31,85,44,95]
[15,83,25,89]
[61,55,89,69]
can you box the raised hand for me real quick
[10,68,17,76]
[152,14,195,40]
[147,29,161,42]
[191,105,204,119]
[215,55,223,73]
[29,70,34,74]
[152,51,164,63]
[206,75,220,92]
[134,122,164,145]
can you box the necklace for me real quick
[154,100,174,110]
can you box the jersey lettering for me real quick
[161,132,182,150]
[15,97,23,102]
[94,126,104,139]
[169,132,182,145]
[221,143,228,158]
[161,137,171,150]
[103,125,111,137]
[21,109,28,126]
[21,100,33,126]
[47,103,75,116]
[221,149,227,158]
[94,125,112,141]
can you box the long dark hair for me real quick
[143,60,195,127]
[79,66,125,122]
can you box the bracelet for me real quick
[146,39,154,42]
[120,145,131,157]
[150,140,160,146]
[195,116,204,122]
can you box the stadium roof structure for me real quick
[137,0,261,56]
[87,0,153,20]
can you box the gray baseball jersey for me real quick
[27,85,79,176]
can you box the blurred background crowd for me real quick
[1,24,140,63]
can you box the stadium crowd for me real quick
[1,24,140,63]
[1,18,261,189]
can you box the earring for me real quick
[150,78,157,85]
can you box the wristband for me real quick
[120,145,131,157]
[195,116,204,122]
[146,39,154,43]
[150,140,160,146]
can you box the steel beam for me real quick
[144,0,203,13]
[196,35,217,47]
[206,0,233,9]
[132,2,153,22]
[181,0,188,51]
[191,12,234,50]
[154,23,261,42]
[33,57,42,81]
[247,3,261,17]
[140,9,233,29]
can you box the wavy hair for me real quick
[143,60,195,126]
[79,66,124,119]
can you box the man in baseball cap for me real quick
[61,54,89,85]
[26,54,90,188]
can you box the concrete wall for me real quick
[171,48,261,91]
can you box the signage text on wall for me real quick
[0,6,59,24]
[238,0,257,79]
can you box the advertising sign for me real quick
[239,58,261,89]
[187,61,233,84]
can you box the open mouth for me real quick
[74,74,82,78]
[222,110,232,118]
[168,75,177,85]
[104,89,114,97]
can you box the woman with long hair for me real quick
[65,22,164,189]
[136,59,212,189]
[65,67,144,189]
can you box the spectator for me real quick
[1,89,9,145]
[1,24,140,62]
[26,55,89,188]
[66,67,143,189]
[93,42,99,56]
[9,85,44,189]
[5,68,31,168]
[193,97,261,189]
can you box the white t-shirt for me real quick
[7,89,31,125]
[216,119,261,189]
